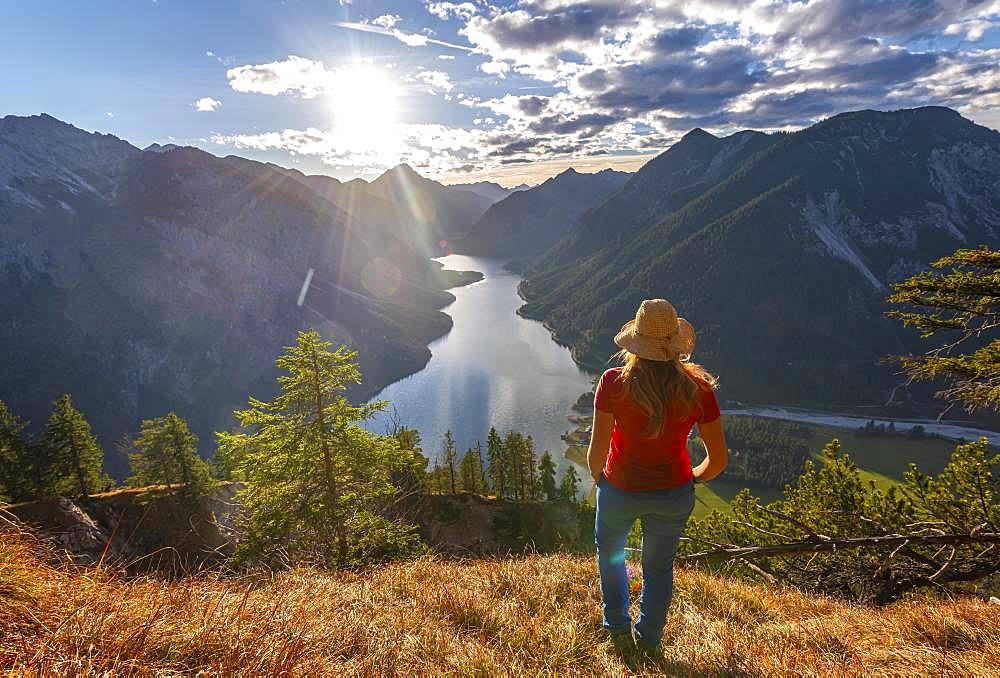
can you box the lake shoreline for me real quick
[352,266,486,403]
[366,255,595,463]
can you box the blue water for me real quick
[368,255,597,468]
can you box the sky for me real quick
[2,1,1000,186]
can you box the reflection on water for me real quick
[368,255,597,468]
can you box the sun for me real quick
[328,64,401,145]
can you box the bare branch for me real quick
[679,532,1000,564]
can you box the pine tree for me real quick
[390,427,428,494]
[559,465,581,502]
[502,433,537,500]
[525,435,538,500]
[459,447,482,493]
[0,401,40,502]
[216,330,421,567]
[475,440,487,494]
[888,245,1000,413]
[538,451,558,501]
[486,427,505,498]
[129,413,213,498]
[427,463,448,494]
[442,430,458,494]
[504,432,517,500]
[41,394,104,498]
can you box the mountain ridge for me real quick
[519,106,1000,412]
[455,167,631,257]
[0,113,472,475]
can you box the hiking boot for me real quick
[607,628,636,655]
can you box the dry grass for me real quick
[2,526,999,677]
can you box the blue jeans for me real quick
[595,474,695,648]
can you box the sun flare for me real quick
[328,65,400,147]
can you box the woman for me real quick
[587,298,727,653]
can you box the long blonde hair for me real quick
[614,350,717,436]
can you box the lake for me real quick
[368,255,596,468]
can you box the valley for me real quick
[6,4,1000,673]
[3,106,999,485]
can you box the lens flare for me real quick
[362,257,402,299]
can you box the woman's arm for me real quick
[692,417,728,483]
[587,410,614,482]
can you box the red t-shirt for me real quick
[594,367,720,492]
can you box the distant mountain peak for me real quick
[386,162,420,177]
[144,142,183,154]
[682,127,717,141]
[373,162,430,186]
[455,164,631,257]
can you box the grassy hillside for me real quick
[3,524,998,676]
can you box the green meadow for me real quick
[692,421,961,517]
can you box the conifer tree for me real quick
[217,330,421,567]
[888,245,1000,413]
[559,465,581,502]
[0,401,38,502]
[486,427,505,498]
[442,430,458,494]
[390,426,428,494]
[129,413,213,497]
[427,463,448,494]
[503,432,525,500]
[538,451,558,501]
[459,447,483,493]
[41,394,104,498]
[525,435,538,500]
[475,440,487,493]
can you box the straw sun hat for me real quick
[613,299,695,362]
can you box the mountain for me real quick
[455,168,631,257]
[0,114,462,476]
[540,129,777,266]
[144,142,183,154]
[367,163,495,252]
[519,107,1000,411]
[445,179,529,203]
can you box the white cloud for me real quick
[944,19,997,41]
[439,54,456,60]
[416,69,454,92]
[480,60,510,78]
[426,2,478,21]
[394,29,429,46]
[212,122,490,177]
[226,55,335,98]
[194,97,222,112]
[106,112,114,118]
[371,14,401,29]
